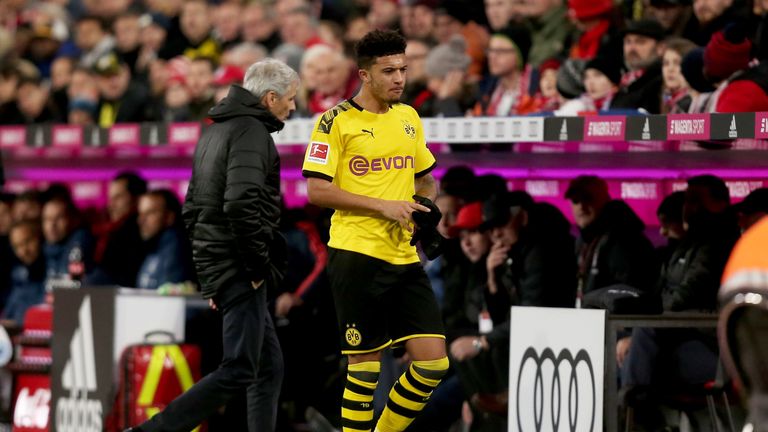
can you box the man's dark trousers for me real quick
[139,280,284,432]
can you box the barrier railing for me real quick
[3,113,768,149]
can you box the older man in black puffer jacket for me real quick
[128,58,299,432]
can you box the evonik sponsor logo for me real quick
[349,155,415,176]
[55,296,102,432]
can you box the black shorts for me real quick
[327,247,445,354]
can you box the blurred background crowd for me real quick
[3,0,768,430]
[2,166,768,430]
[2,0,768,127]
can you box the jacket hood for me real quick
[581,199,645,241]
[208,85,285,133]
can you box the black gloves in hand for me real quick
[411,195,442,229]
[410,195,446,260]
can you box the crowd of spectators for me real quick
[2,0,768,128]
[3,167,768,430]
[4,0,768,429]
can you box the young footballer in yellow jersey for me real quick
[302,30,449,432]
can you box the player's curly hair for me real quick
[354,30,407,69]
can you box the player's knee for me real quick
[412,356,449,381]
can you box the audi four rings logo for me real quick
[348,155,415,176]
[515,347,596,432]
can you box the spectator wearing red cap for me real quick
[567,0,621,60]
[212,64,244,103]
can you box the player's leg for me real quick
[375,265,449,432]
[327,248,391,432]
[342,351,384,432]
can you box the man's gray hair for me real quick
[243,58,299,100]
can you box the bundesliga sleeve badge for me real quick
[307,142,330,165]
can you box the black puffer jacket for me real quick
[577,200,658,295]
[183,85,287,299]
[660,211,739,312]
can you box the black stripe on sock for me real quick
[349,370,379,383]
[341,418,373,430]
[346,380,375,396]
[412,364,447,380]
[342,398,373,411]
[386,399,420,419]
[394,381,428,404]
[404,368,433,394]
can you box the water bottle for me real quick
[67,246,84,287]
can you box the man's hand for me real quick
[379,200,430,232]
[486,241,510,273]
[486,242,510,294]
[450,336,488,361]
[208,299,217,311]
[617,336,632,367]
[275,292,303,317]
[437,70,465,100]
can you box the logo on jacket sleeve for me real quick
[307,142,330,165]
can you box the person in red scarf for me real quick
[556,56,620,115]
[525,58,562,114]
[661,37,697,114]
[567,0,622,61]
[302,44,359,115]
[472,25,532,117]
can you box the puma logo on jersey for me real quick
[362,129,375,139]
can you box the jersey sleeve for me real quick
[412,112,436,178]
[302,112,343,182]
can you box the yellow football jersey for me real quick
[302,99,436,265]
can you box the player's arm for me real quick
[414,173,437,201]
[307,178,430,231]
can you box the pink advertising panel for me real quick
[667,114,710,141]
[583,116,626,142]
[108,124,140,146]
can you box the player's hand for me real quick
[275,292,302,317]
[379,200,430,232]
[208,299,218,311]
[616,336,632,367]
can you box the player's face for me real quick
[366,53,407,104]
